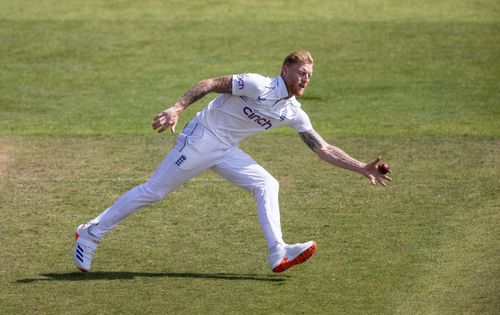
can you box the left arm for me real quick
[298,129,392,186]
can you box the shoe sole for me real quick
[272,241,317,273]
[74,230,88,273]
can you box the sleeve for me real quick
[232,73,267,97]
[289,107,313,132]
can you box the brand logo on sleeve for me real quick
[237,74,245,90]
[243,107,272,130]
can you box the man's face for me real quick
[282,62,313,97]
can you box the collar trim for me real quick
[276,75,290,99]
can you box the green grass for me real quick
[1,1,499,314]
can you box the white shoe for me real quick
[268,241,317,273]
[73,224,99,272]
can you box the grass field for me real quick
[1,1,499,314]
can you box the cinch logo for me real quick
[237,74,245,90]
[243,107,272,130]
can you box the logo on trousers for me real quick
[175,155,187,166]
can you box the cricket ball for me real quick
[378,163,390,174]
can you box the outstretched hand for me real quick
[152,106,181,133]
[363,157,392,186]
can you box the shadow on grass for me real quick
[17,271,289,283]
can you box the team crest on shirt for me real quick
[279,108,288,121]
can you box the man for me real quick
[73,50,391,273]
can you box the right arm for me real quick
[152,75,232,133]
[298,129,392,186]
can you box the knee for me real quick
[260,175,279,193]
[251,175,279,205]
[138,182,168,202]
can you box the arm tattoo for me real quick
[210,76,232,94]
[299,130,321,151]
[177,75,232,108]
[179,81,210,106]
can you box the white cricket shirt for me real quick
[196,73,313,145]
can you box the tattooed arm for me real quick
[298,129,392,186]
[152,75,232,133]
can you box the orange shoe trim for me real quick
[272,242,317,273]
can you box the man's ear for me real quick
[281,64,289,76]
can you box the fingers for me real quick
[157,119,175,133]
[376,177,387,187]
[368,174,391,187]
[152,112,166,130]
[369,175,376,185]
[157,124,169,133]
[171,120,178,133]
[368,156,382,167]
[371,177,388,187]
[366,156,393,187]
[152,111,178,133]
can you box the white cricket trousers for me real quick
[88,119,285,249]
